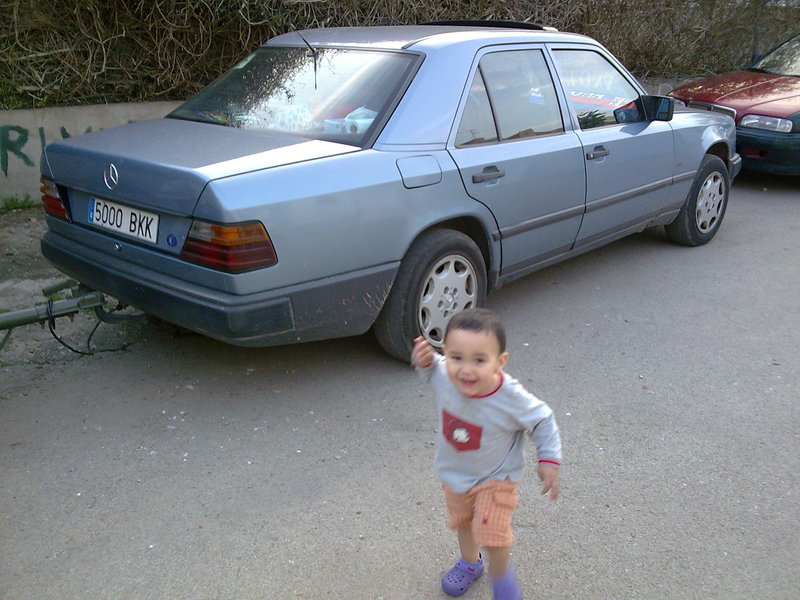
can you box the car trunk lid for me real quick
[43,117,358,216]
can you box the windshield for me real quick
[750,34,800,77]
[169,46,419,147]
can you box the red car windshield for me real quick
[749,34,800,77]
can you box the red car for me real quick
[670,34,800,176]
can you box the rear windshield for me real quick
[169,46,419,147]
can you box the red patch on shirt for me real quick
[442,409,482,451]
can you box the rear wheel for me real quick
[666,154,730,246]
[374,229,487,361]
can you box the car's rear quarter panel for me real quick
[192,148,496,294]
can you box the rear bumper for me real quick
[737,128,800,176]
[41,231,397,347]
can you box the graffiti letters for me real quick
[0,123,93,178]
[1,125,35,176]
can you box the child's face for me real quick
[443,328,509,397]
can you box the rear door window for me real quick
[456,49,564,147]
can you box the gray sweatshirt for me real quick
[417,354,562,493]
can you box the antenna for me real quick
[296,31,318,90]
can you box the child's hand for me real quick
[411,336,434,368]
[538,464,560,502]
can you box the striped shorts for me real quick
[443,478,518,547]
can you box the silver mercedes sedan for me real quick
[40,22,741,360]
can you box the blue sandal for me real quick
[441,555,484,596]
[491,564,522,600]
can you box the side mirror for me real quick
[639,95,674,121]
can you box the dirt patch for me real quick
[0,207,66,316]
[0,207,56,281]
[0,207,180,368]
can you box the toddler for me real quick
[411,308,561,600]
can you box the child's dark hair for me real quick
[445,308,506,353]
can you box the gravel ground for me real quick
[1,173,798,600]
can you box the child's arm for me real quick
[523,402,562,502]
[411,336,434,369]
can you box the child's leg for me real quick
[469,480,521,598]
[457,525,480,564]
[483,545,510,576]
[444,485,481,563]
[442,487,484,596]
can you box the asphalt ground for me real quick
[1,171,798,599]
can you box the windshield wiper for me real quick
[168,111,228,126]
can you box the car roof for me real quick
[264,23,592,51]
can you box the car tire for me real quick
[666,154,730,246]
[374,229,487,361]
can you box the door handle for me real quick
[586,146,610,160]
[472,168,506,184]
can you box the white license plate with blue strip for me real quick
[87,197,159,244]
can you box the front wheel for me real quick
[374,229,487,361]
[666,154,730,246]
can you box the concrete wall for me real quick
[0,102,180,200]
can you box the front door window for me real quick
[552,50,643,129]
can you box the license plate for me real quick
[87,197,159,244]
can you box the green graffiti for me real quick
[1,125,35,177]
[1,123,94,178]
[59,125,93,139]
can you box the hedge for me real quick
[2,0,797,109]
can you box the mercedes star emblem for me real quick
[103,163,119,190]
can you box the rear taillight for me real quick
[180,220,278,273]
[40,177,70,221]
